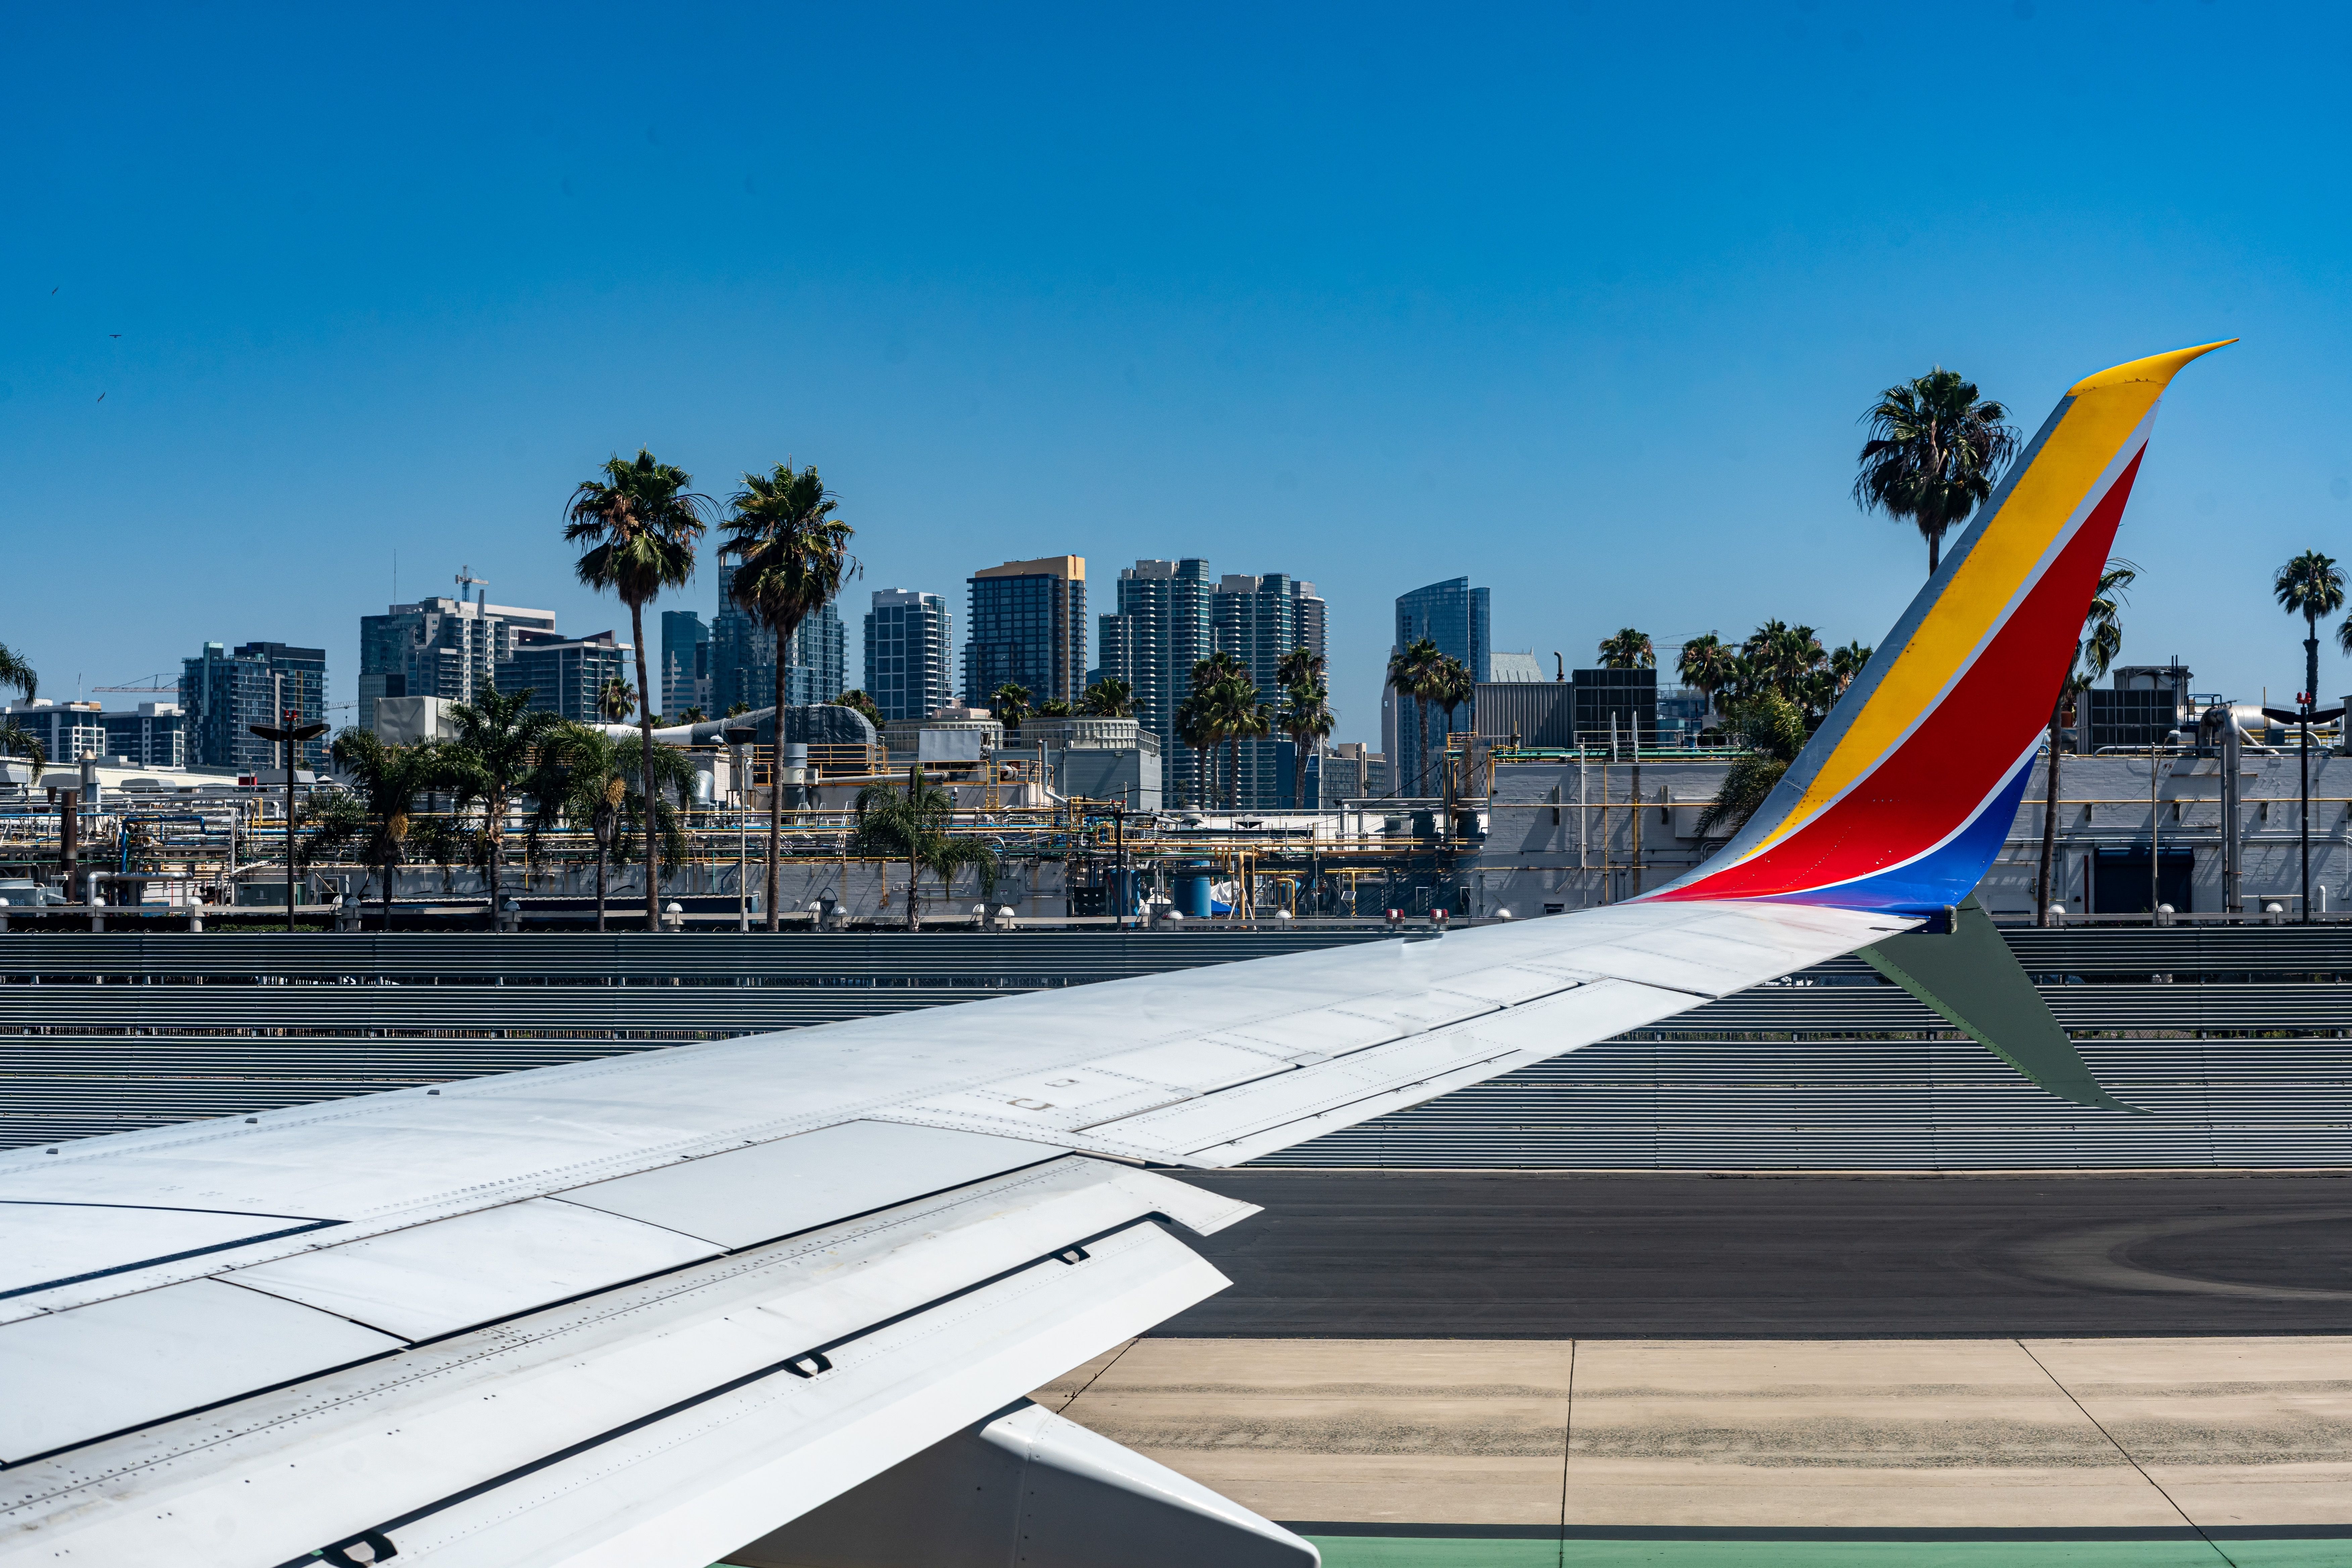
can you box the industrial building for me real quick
[179,641,329,772]
[864,589,956,722]
[964,555,1087,709]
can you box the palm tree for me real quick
[1276,646,1325,698]
[440,684,566,918]
[676,705,708,726]
[1175,687,1221,807]
[1428,655,1474,796]
[1596,628,1654,670]
[2036,560,2135,925]
[328,728,451,931]
[1829,640,1874,698]
[1855,368,2020,575]
[1211,677,1272,810]
[0,642,35,702]
[529,723,697,931]
[2278,552,2345,709]
[1386,637,1443,796]
[990,682,1033,731]
[1184,653,1248,805]
[1081,678,1134,718]
[568,449,709,931]
[2276,551,2345,924]
[1035,698,1075,718]
[834,689,883,729]
[0,722,44,782]
[722,462,859,933]
[596,679,637,722]
[1279,679,1335,810]
[854,765,996,930]
[1677,634,1737,727]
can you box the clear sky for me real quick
[4,2,2347,738]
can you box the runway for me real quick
[1155,1171,2352,1338]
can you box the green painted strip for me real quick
[1305,1536,2268,1567]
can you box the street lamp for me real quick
[249,702,330,931]
[2261,693,2345,924]
[725,724,756,933]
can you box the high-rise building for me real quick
[359,593,558,724]
[864,590,956,722]
[1092,559,1212,802]
[1211,573,1328,809]
[710,567,847,713]
[963,556,1086,708]
[1093,560,1327,809]
[498,630,632,723]
[180,641,330,772]
[660,610,711,717]
[1391,577,1491,796]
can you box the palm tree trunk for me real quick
[1416,698,1431,796]
[631,603,660,932]
[485,797,501,928]
[908,850,921,932]
[1228,734,1239,810]
[1927,530,1941,576]
[767,624,790,932]
[1291,728,1307,810]
[2036,700,2063,924]
[595,844,608,934]
[380,854,394,933]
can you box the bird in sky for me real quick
[108,334,120,339]
[96,393,105,402]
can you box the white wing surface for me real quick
[0,899,1901,1567]
[2,343,2219,1566]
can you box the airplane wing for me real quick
[0,343,2229,1568]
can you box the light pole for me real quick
[249,690,329,931]
[726,724,756,932]
[2264,671,2344,924]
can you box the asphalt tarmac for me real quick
[1154,1170,2352,1337]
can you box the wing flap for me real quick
[3,1155,1227,1568]
[225,1197,724,1342]
[0,1278,401,1464]
[554,1120,1068,1249]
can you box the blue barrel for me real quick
[1174,871,1216,918]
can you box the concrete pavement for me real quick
[1035,1336,2352,1567]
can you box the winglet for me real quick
[1859,899,2143,1115]
[1649,341,2233,916]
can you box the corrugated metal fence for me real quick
[4,927,2349,1167]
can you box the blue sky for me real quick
[4,2,2347,737]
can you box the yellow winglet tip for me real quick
[2068,339,2238,395]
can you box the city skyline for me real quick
[8,7,2346,738]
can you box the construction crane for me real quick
[94,674,177,693]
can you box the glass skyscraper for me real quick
[180,640,331,772]
[1093,560,1326,809]
[710,565,847,714]
[659,610,711,717]
[1391,577,1490,796]
[963,556,1087,708]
